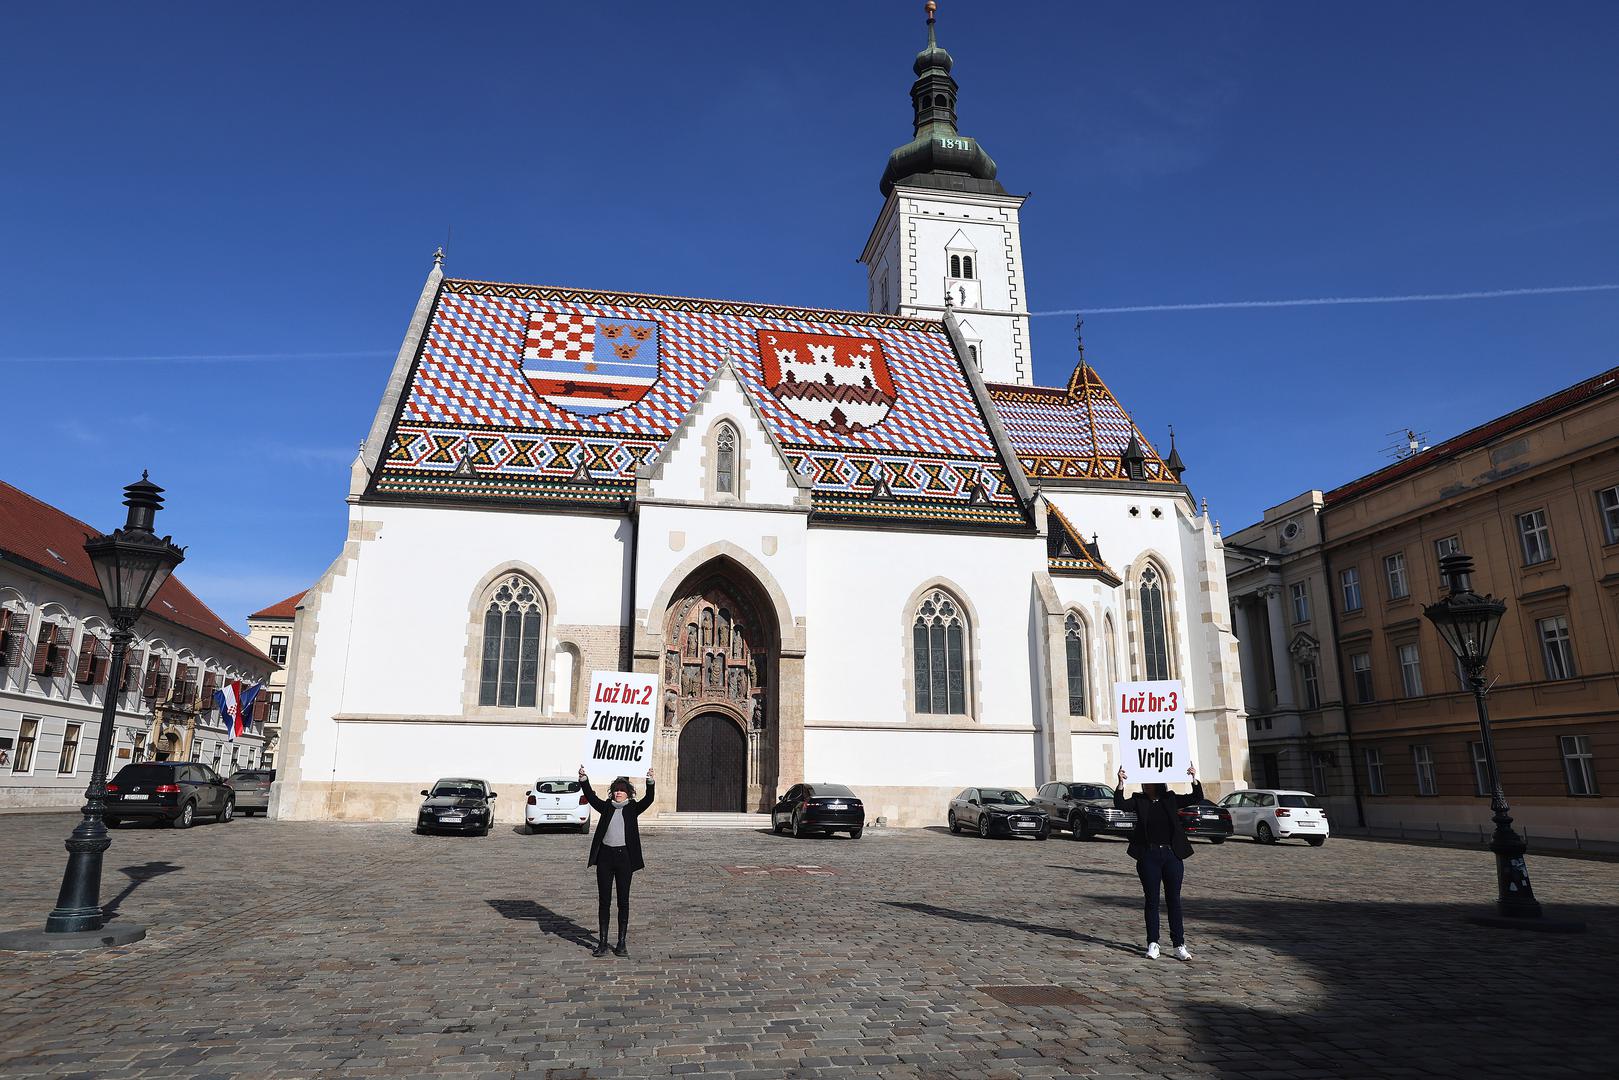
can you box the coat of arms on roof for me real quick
[522,313,662,416]
[756,329,898,435]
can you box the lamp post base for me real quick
[1466,912,1586,934]
[0,923,147,952]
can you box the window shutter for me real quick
[156,659,172,701]
[200,671,217,708]
[0,609,25,669]
[143,658,160,698]
[91,638,112,686]
[252,696,269,723]
[32,624,56,675]
[122,649,144,691]
[75,641,96,683]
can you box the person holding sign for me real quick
[579,764,655,958]
[1114,763,1202,961]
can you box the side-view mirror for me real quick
[421,789,430,797]
[489,791,497,798]
[968,798,979,806]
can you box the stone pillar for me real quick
[1233,598,1257,710]
[775,654,805,791]
[1261,584,1295,710]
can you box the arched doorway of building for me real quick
[677,713,747,811]
[661,560,777,812]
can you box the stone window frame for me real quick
[460,562,561,720]
[900,578,983,723]
[1062,609,1091,719]
[29,602,77,700]
[701,415,749,504]
[1124,553,1180,682]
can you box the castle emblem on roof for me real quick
[522,312,662,416]
[756,329,898,435]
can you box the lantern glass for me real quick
[84,531,183,624]
[1425,594,1506,669]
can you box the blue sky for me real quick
[3,2,1616,624]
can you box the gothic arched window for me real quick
[478,575,543,707]
[912,588,969,715]
[1140,565,1172,681]
[715,423,737,496]
[1065,613,1088,716]
[950,254,962,278]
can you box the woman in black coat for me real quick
[1114,764,1201,961]
[578,765,654,957]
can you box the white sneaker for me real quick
[1173,945,1192,962]
[1145,942,1160,960]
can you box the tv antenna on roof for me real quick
[1380,428,1431,461]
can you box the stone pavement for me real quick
[1,814,1614,1079]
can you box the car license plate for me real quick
[124,794,149,801]
[1014,821,1035,830]
[827,803,846,810]
[1202,812,1218,819]
[1296,821,1315,828]
[441,815,463,823]
[546,814,567,820]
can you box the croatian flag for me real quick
[215,682,241,741]
[238,681,266,737]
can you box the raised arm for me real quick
[1113,767,1128,810]
[634,766,655,813]
[578,767,611,814]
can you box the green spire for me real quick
[879,3,1003,197]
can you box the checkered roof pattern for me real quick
[986,363,1175,484]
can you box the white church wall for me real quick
[642,366,804,508]
[804,527,1045,726]
[805,726,1038,826]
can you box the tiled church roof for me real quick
[248,590,307,622]
[0,480,269,664]
[372,279,1027,527]
[986,362,1177,485]
[1043,498,1121,584]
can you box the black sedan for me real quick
[1179,798,1233,843]
[772,783,865,838]
[947,787,1048,840]
[1032,781,1135,841]
[416,778,497,836]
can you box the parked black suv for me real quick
[105,761,236,828]
[1032,781,1135,840]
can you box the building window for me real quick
[266,692,282,726]
[1350,652,1374,703]
[950,254,961,278]
[1340,567,1362,613]
[56,723,82,775]
[131,731,147,763]
[1384,552,1409,600]
[1310,751,1330,795]
[1290,582,1309,624]
[1364,748,1386,795]
[1599,486,1619,545]
[966,343,979,369]
[714,424,737,496]
[12,718,38,773]
[1561,734,1598,796]
[1516,509,1552,565]
[1299,660,1320,710]
[1397,643,1423,697]
[1064,613,1087,717]
[1470,741,1491,797]
[1536,616,1576,681]
[478,575,544,708]
[268,635,289,665]
[1413,744,1437,796]
[1139,565,1171,681]
[1435,535,1461,563]
[913,589,969,715]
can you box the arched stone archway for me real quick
[657,560,780,813]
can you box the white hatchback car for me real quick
[1217,789,1330,846]
[524,776,592,834]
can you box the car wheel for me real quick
[1257,821,1276,845]
[480,819,491,837]
[174,802,195,829]
[1306,836,1326,847]
[773,817,785,834]
[1209,837,1225,845]
[1073,814,1093,841]
[849,827,863,840]
[978,816,991,840]
[948,812,959,834]
[579,820,591,834]
[1035,828,1048,841]
[792,811,805,839]
[219,797,234,823]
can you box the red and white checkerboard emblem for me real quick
[522,312,661,416]
[756,329,898,434]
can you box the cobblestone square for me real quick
[1,815,1614,1078]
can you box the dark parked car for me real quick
[1178,798,1233,843]
[1032,781,1135,840]
[105,761,236,828]
[416,778,497,835]
[772,783,865,838]
[226,769,276,816]
[947,787,1048,840]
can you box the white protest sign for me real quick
[582,670,659,779]
[1115,679,1191,784]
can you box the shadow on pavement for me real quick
[485,899,595,948]
[1044,864,1132,878]
[103,861,182,918]
[883,899,1140,956]
[1080,890,1618,1077]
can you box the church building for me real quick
[273,9,1249,826]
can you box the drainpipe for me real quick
[1320,510,1367,829]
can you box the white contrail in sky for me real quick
[0,350,391,365]
[1033,282,1619,316]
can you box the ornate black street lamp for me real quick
[0,474,184,951]
[1423,552,1582,931]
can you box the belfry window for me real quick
[961,255,974,279]
[1140,566,1171,680]
[478,575,543,708]
[912,589,969,714]
[950,254,962,278]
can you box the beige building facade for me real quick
[244,591,304,769]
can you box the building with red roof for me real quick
[244,589,308,768]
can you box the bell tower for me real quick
[859,2,1032,385]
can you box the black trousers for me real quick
[1137,846,1185,947]
[596,845,634,942]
